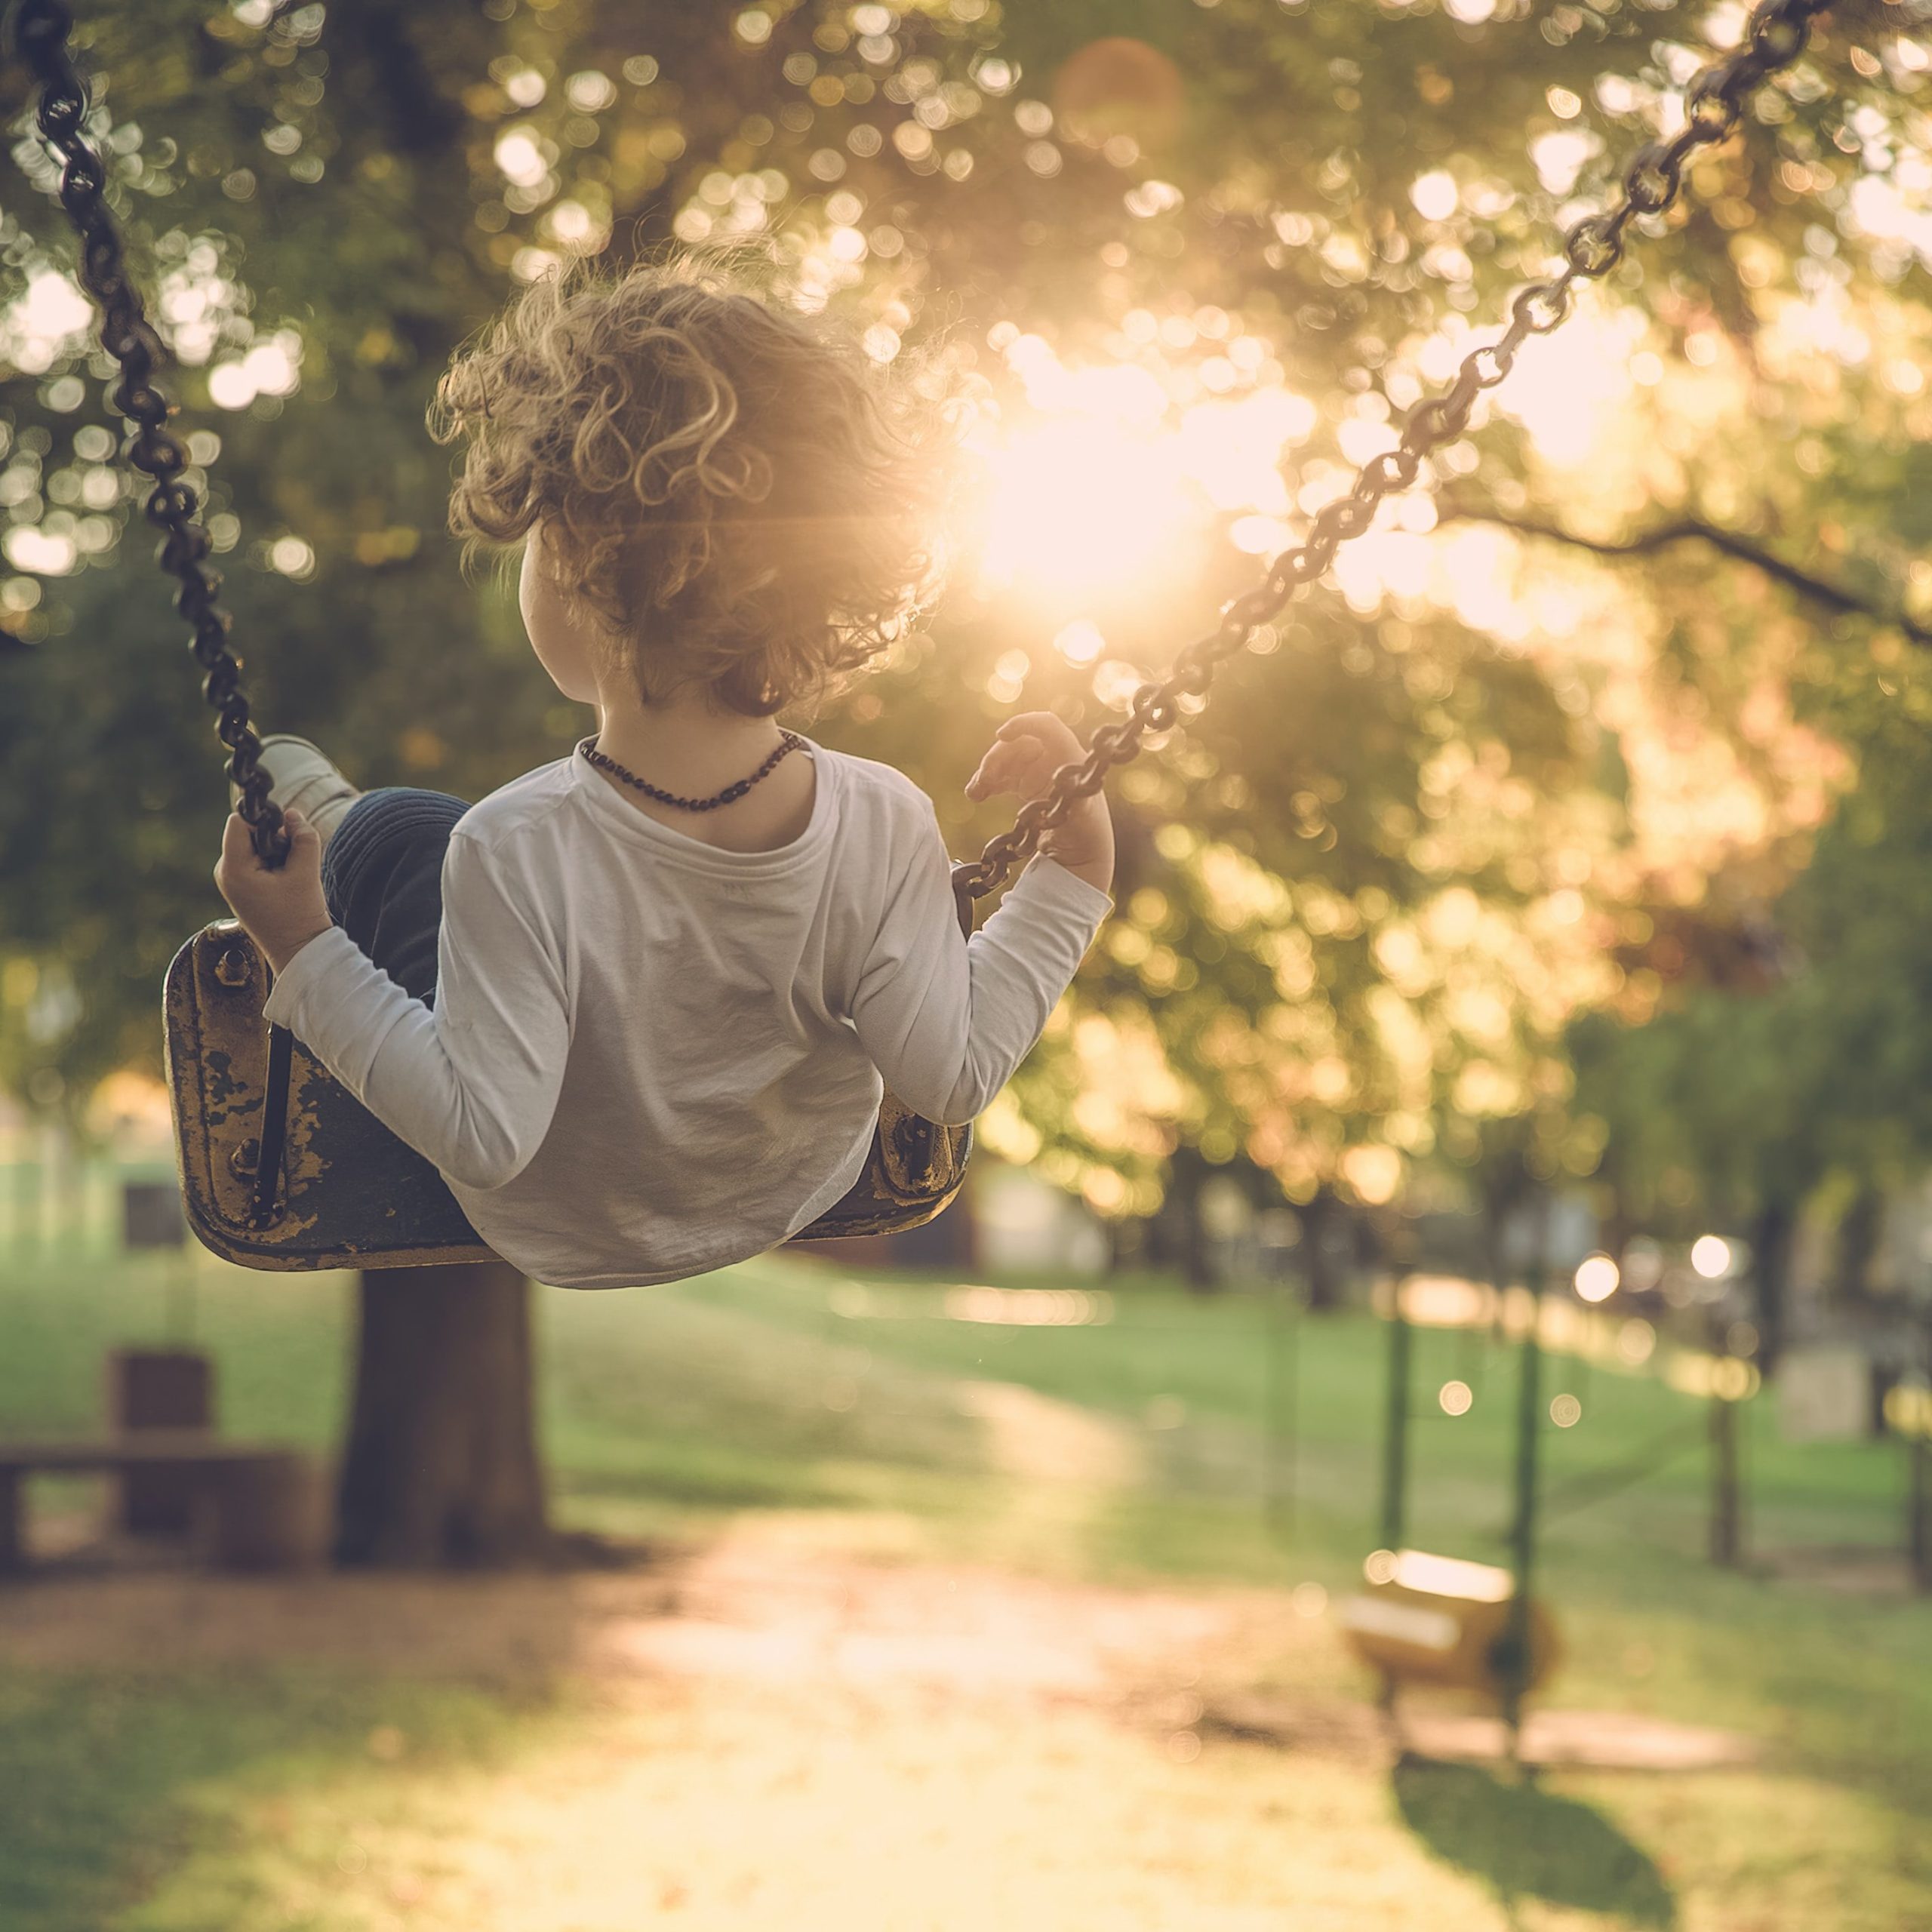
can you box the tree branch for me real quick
[1437,500,1932,646]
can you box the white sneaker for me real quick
[239,735,363,845]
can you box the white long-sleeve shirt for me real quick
[262,744,1110,1288]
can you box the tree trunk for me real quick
[1832,1188,1884,1309]
[1749,1198,1796,1377]
[1142,1150,1216,1291]
[1599,1184,1636,1281]
[1303,1184,1347,1312]
[1168,1148,1219,1294]
[334,1260,551,1568]
[1106,1214,1147,1276]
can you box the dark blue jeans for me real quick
[320,788,466,1003]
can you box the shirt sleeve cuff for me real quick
[1013,854,1114,928]
[260,924,417,1095]
[260,924,359,1030]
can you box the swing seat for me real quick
[164,923,971,1272]
[1337,1549,1560,1703]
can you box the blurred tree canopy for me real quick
[2,0,1931,1255]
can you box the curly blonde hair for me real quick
[432,252,944,716]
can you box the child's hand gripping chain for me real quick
[214,808,331,974]
[966,712,1115,898]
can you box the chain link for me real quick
[14,0,288,863]
[954,0,1832,900]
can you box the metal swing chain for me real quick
[13,0,288,863]
[953,0,1834,903]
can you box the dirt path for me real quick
[0,1524,1793,1931]
[2,1524,1478,1931]
[0,1517,1356,1747]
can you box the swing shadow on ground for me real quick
[1393,1758,1678,1928]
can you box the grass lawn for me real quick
[1,1235,1927,1930]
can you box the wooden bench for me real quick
[0,1433,328,1575]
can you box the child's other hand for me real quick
[967,711,1115,897]
[214,808,333,974]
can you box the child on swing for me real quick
[213,256,1114,1289]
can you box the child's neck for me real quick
[587,683,816,853]
[595,685,783,782]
